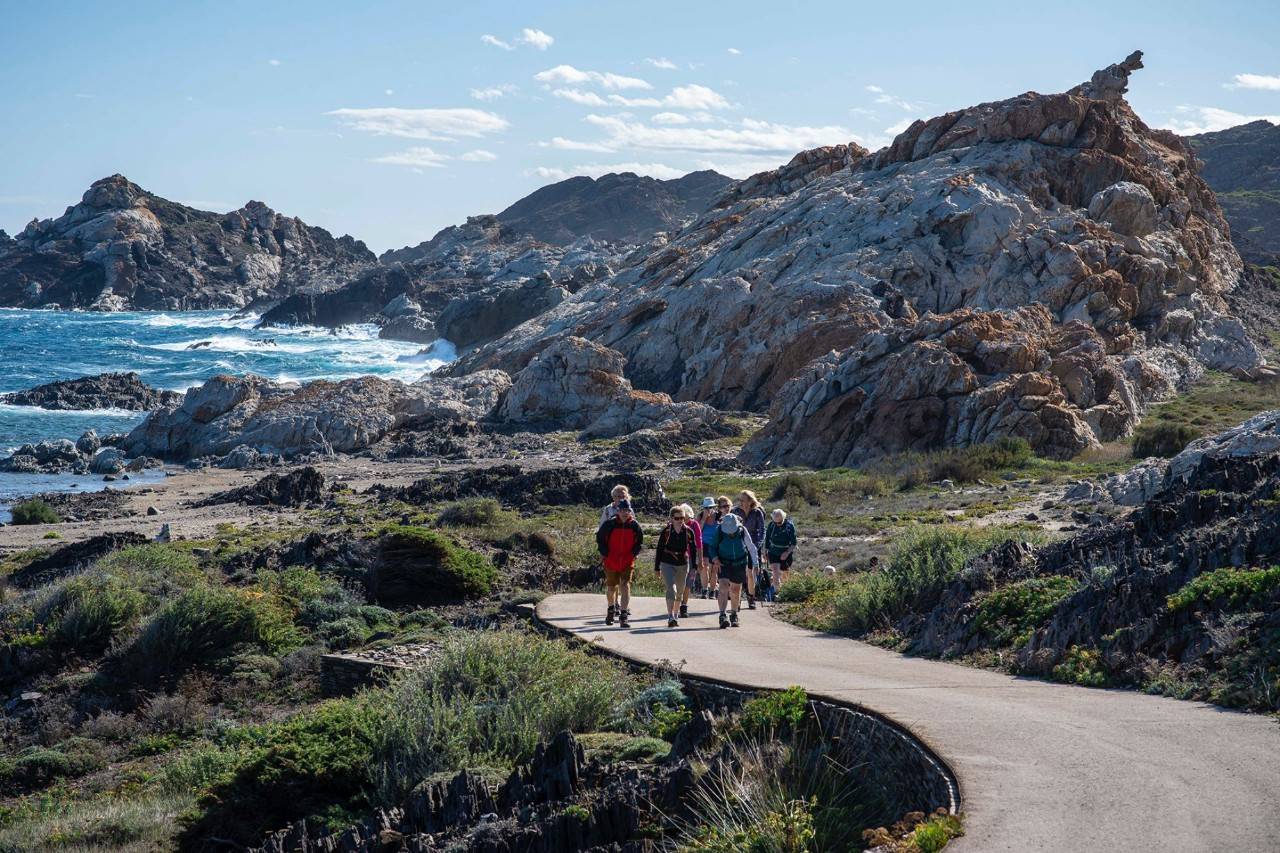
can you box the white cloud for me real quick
[646,57,678,70]
[327,107,509,140]
[385,88,394,96]
[519,28,554,50]
[691,156,789,178]
[481,34,513,50]
[652,111,690,125]
[552,88,609,106]
[583,114,854,154]
[727,48,741,55]
[875,93,916,111]
[471,84,518,101]
[268,59,282,66]
[373,146,450,168]
[534,64,652,90]
[532,162,687,181]
[1227,73,1280,91]
[865,84,884,93]
[663,84,731,110]
[541,136,618,152]
[460,149,498,162]
[883,118,913,137]
[1161,106,1280,135]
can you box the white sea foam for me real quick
[0,402,145,419]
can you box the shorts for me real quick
[719,560,748,586]
[770,554,794,571]
[604,567,633,587]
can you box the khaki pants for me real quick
[659,561,687,610]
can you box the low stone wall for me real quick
[319,653,411,696]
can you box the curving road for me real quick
[538,594,1280,853]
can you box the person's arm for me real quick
[599,504,611,527]
[631,521,643,556]
[596,521,609,557]
[654,527,665,572]
[745,533,760,568]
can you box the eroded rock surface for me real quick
[0,372,181,411]
[453,52,1263,464]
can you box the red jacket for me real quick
[597,517,643,572]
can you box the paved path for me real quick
[538,594,1280,852]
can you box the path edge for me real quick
[530,597,963,816]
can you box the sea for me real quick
[0,308,456,521]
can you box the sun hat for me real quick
[701,497,716,509]
[720,513,741,535]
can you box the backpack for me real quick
[717,527,748,565]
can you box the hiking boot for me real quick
[719,612,730,629]
[605,604,616,625]
[730,611,740,628]
[667,617,678,628]
[679,604,689,619]
[619,609,631,628]
[747,595,757,610]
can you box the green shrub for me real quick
[10,499,60,525]
[897,437,1033,488]
[777,569,838,603]
[373,526,497,605]
[181,697,381,849]
[318,616,370,650]
[971,576,1077,647]
[1167,566,1280,612]
[830,526,1032,633]
[1052,645,1109,688]
[437,497,504,527]
[121,584,300,684]
[370,630,638,803]
[47,570,147,651]
[740,686,809,738]
[96,544,203,601]
[1,737,106,790]
[911,813,965,853]
[768,473,823,511]
[577,732,671,763]
[1132,422,1201,459]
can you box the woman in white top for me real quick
[599,484,631,527]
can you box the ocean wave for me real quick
[0,402,147,418]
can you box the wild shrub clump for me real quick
[769,473,823,510]
[897,437,1033,488]
[437,497,505,527]
[739,686,809,738]
[373,525,497,605]
[970,576,1077,648]
[1132,422,1201,459]
[10,498,60,525]
[1166,566,1280,612]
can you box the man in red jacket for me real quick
[596,499,643,628]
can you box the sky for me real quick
[2,0,1279,254]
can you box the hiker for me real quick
[697,497,721,596]
[597,499,642,628]
[677,503,702,617]
[710,511,759,629]
[733,490,767,609]
[599,484,632,527]
[655,505,698,627]
[764,508,798,595]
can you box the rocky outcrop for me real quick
[0,175,374,310]
[436,273,568,350]
[454,52,1263,465]
[123,371,510,462]
[0,372,181,411]
[497,337,719,438]
[1188,120,1280,266]
[377,464,669,514]
[198,466,326,508]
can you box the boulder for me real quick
[0,439,85,474]
[89,447,126,475]
[497,336,718,438]
[75,430,101,456]
[124,371,509,462]
[435,273,568,350]
[378,314,438,344]
[0,372,181,411]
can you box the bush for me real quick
[96,544,203,600]
[1167,566,1280,612]
[769,473,823,509]
[577,732,671,763]
[1051,645,1109,688]
[437,497,504,527]
[830,526,1030,633]
[318,616,370,650]
[370,630,638,803]
[777,569,839,603]
[1,737,106,790]
[373,526,497,606]
[10,499,59,525]
[971,576,1077,648]
[121,584,301,684]
[895,437,1033,488]
[740,686,809,738]
[1132,422,1201,459]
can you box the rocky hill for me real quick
[1188,120,1280,266]
[0,175,375,311]
[451,52,1264,465]
[380,170,731,264]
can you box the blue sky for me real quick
[2,0,1278,253]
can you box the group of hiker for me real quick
[595,485,797,630]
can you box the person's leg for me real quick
[730,581,742,612]
[661,562,678,617]
[675,563,688,614]
[605,570,618,623]
[619,568,632,614]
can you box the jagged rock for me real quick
[378,465,669,514]
[497,336,718,438]
[199,466,326,507]
[378,313,438,344]
[436,273,568,350]
[124,371,509,462]
[1188,120,1280,266]
[217,444,280,470]
[9,532,149,588]
[454,52,1262,466]
[75,430,100,456]
[0,372,182,411]
[1,439,85,474]
[0,175,374,310]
